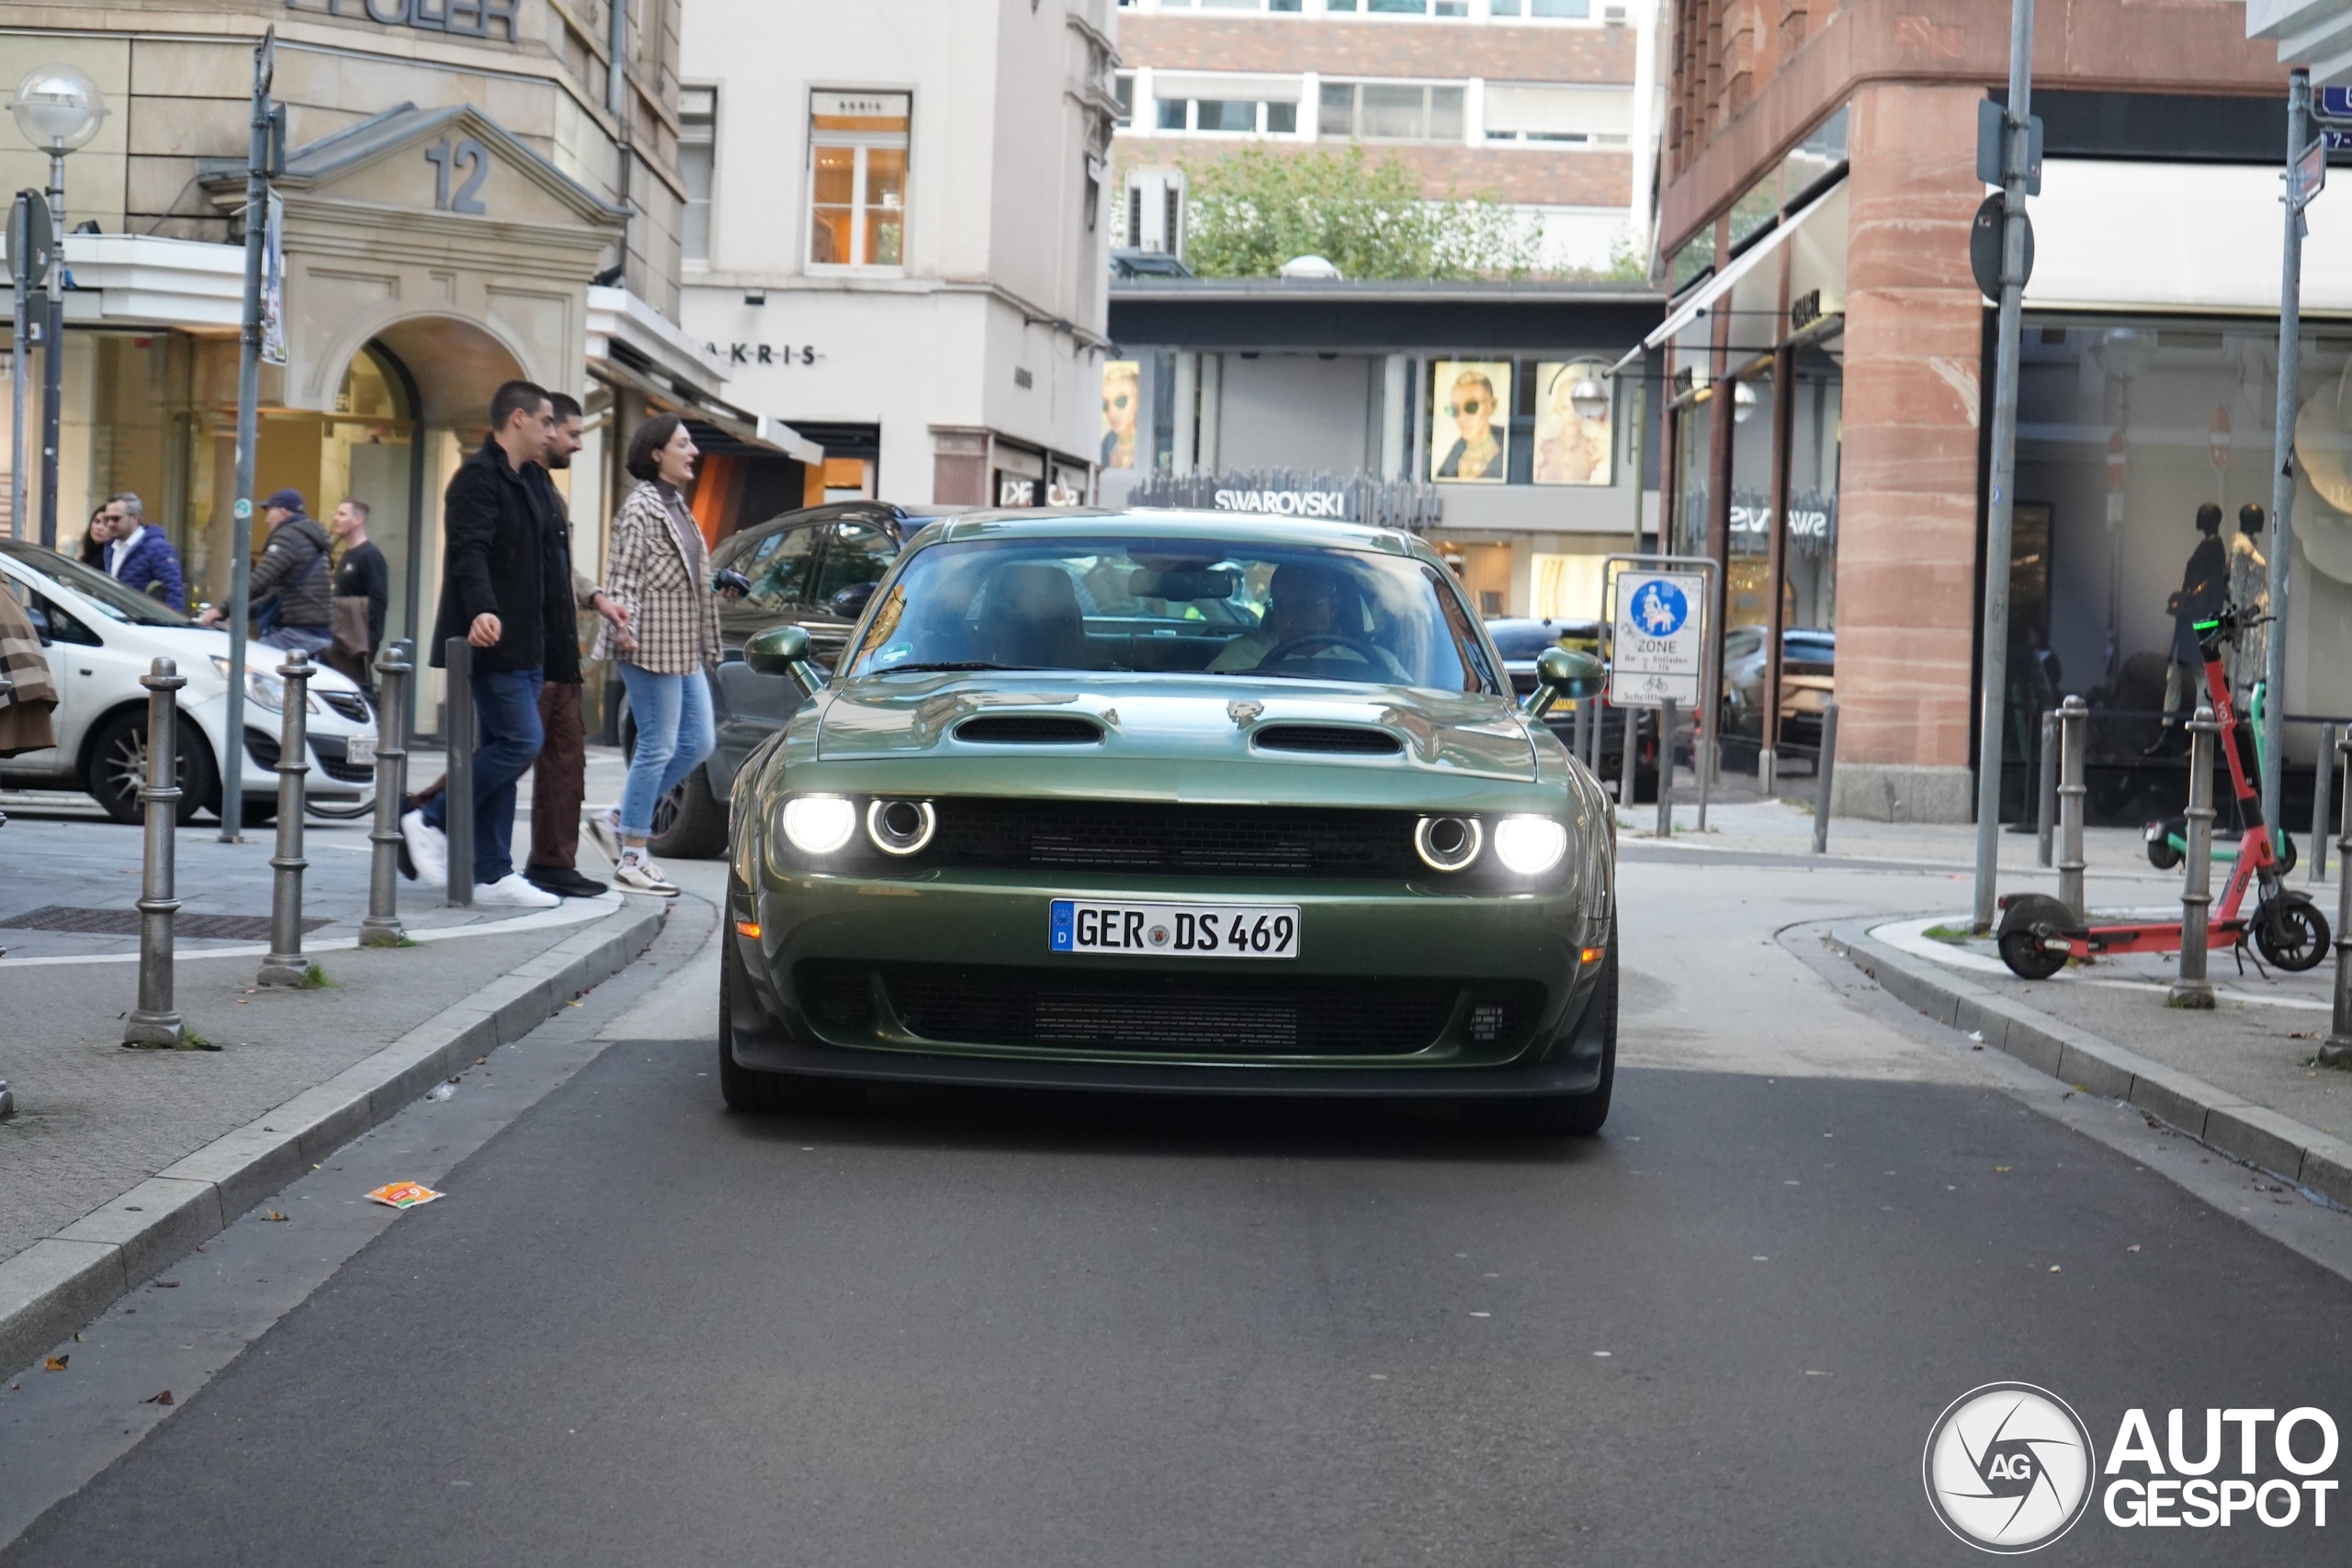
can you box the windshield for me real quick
[0,541,194,627]
[845,536,1498,694]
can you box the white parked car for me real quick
[0,538,379,823]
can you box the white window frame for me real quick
[806,90,911,274]
[1317,80,1469,143]
[679,85,717,267]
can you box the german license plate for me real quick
[345,735,376,765]
[1049,899,1298,959]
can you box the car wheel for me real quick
[1472,945,1615,1136]
[650,764,729,861]
[718,941,864,1114]
[84,708,217,827]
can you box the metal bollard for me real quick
[1655,697,1677,839]
[1812,700,1839,856]
[360,641,412,947]
[2035,710,2058,868]
[2169,704,2219,1010]
[2322,732,2352,1066]
[444,636,475,908]
[257,649,314,987]
[2057,694,2088,923]
[123,658,187,1047]
[2312,722,2335,886]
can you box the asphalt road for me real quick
[5,852,2350,1566]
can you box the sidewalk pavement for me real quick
[0,742,665,1372]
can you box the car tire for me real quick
[1473,945,1615,1136]
[718,942,864,1114]
[650,763,729,862]
[84,708,217,827]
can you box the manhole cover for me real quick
[0,906,329,941]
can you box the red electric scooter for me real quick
[1995,606,2331,980]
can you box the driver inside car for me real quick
[1207,562,1353,672]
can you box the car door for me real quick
[800,518,903,665]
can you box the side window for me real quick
[814,521,901,615]
[743,525,821,611]
[32,588,97,646]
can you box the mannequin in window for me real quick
[2147,502,2228,755]
[2229,502,2268,702]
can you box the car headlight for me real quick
[1414,815,1484,873]
[208,656,319,715]
[779,795,858,855]
[1493,815,1569,876]
[866,797,936,855]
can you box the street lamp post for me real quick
[6,63,105,552]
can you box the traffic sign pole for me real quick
[1972,0,2039,932]
[2266,70,2314,842]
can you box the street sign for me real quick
[1609,570,1705,708]
[1969,194,2035,300]
[2321,84,2352,122]
[2294,135,2328,210]
[1973,100,2043,195]
[8,190,51,294]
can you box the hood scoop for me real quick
[954,714,1104,745]
[1252,724,1404,756]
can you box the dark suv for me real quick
[625,502,952,858]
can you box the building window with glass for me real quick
[808,90,910,270]
[1328,1,1472,16]
[680,86,715,265]
[1318,81,1465,141]
[1490,0,1592,15]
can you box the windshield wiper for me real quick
[871,661,1055,674]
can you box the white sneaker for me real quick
[613,853,679,897]
[474,873,560,908]
[401,810,447,887]
[585,807,623,864]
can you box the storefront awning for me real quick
[590,351,822,465]
[1616,177,1848,371]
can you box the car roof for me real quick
[923,508,1425,557]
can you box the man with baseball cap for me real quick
[198,489,334,655]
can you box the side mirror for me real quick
[829,581,877,619]
[1526,647,1606,717]
[743,623,823,695]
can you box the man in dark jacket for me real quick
[2150,502,2230,752]
[98,493,185,610]
[198,489,333,653]
[401,380,564,908]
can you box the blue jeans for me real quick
[422,666,545,886]
[617,662,716,840]
[265,624,333,657]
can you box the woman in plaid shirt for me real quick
[594,413,727,896]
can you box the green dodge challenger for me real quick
[719,509,1619,1133]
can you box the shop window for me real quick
[680,86,715,265]
[1424,357,1614,487]
[1319,82,1464,141]
[1330,0,1471,14]
[1157,98,1299,135]
[1114,73,1134,128]
[808,90,910,270]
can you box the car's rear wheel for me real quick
[84,708,216,827]
[1473,945,1615,1135]
[718,941,865,1114]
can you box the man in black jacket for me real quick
[401,380,566,908]
[198,490,334,653]
[2149,502,2230,754]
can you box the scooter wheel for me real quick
[2256,896,2330,973]
[1996,893,2078,980]
[2277,831,2299,876]
[2143,821,2182,871]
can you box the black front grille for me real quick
[1253,724,1403,756]
[244,727,280,772]
[799,961,1542,1055]
[922,799,1420,878]
[311,737,375,784]
[955,715,1102,744]
[320,692,372,723]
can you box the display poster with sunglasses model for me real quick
[1431,361,1510,482]
[1533,359,1612,486]
[1101,360,1141,469]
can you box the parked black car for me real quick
[623,501,955,858]
[1484,616,1657,802]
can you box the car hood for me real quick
[815,672,1538,782]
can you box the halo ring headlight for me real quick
[1414,815,1484,873]
[780,795,858,855]
[1494,815,1569,875]
[866,797,937,856]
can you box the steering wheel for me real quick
[1259,633,1410,682]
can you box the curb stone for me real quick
[0,900,665,1378]
[1828,921,2352,1211]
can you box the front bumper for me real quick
[725,867,1611,1095]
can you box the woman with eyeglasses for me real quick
[1101,362,1139,469]
[1436,369,1505,481]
